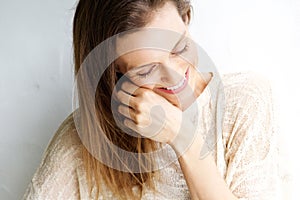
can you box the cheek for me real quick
[129,77,159,90]
[183,42,198,67]
[141,84,156,90]
[188,50,198,67]
[130,71,160,90]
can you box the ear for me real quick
[182,9,191,26]
[116,71,123,81]
[114,63,124,81]
[114,63,122,73]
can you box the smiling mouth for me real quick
[157,67,189,94]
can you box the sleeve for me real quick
[224,75,283,200]
[22,118,82,200]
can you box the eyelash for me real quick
[137,65,157,78]
[172,42,190,55]
[137,43,190,79]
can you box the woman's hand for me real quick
[114,80,183,144]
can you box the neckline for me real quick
[184,71,221,113]
[197,71,217,103]
[183,72,216,114]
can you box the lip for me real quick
[157,67,189,94]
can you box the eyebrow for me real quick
[127,29,187,71]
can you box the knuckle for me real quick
[121,82,128,91]
[135,114,142,124]
[140,90,148,98]
[142,90,152,98]
[129,98,136,107]
[129,111,134,119]
[135,101,143,112]
[118,105,122,114]
[116,90,122,99]
[111,90,118,100]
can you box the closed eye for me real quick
[136,64,158,78]
[172,42,190,55]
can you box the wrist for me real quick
[168,119,199,156]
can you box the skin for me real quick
[114,2,238,200]
[115,5,208,111]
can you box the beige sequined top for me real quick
[22,71,292,200]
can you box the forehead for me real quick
[115,48,166,71]
[115,28,186,71]
[116,28,184,55]
[115,1,185,52]
[114,1,188,71]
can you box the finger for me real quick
[111,88,118,101]
[116,89,134,107]
[124,118,138,133]
[121,81,140,96]
[118,104,136,120]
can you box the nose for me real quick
[160,60,185,86]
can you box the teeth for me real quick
[164,76,186,91]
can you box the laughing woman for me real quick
[23,0,287,199]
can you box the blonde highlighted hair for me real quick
[72,0,192,199]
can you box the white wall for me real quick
[0,0,76,199]
[189,0,300,198]
[0,0,299,199]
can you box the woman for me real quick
[23,0,286,199]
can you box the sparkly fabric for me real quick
[23,72,291,200]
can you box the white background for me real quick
[0,0,299,199]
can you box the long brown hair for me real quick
[72,0,192,199]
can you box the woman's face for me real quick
[115,2,207,110]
